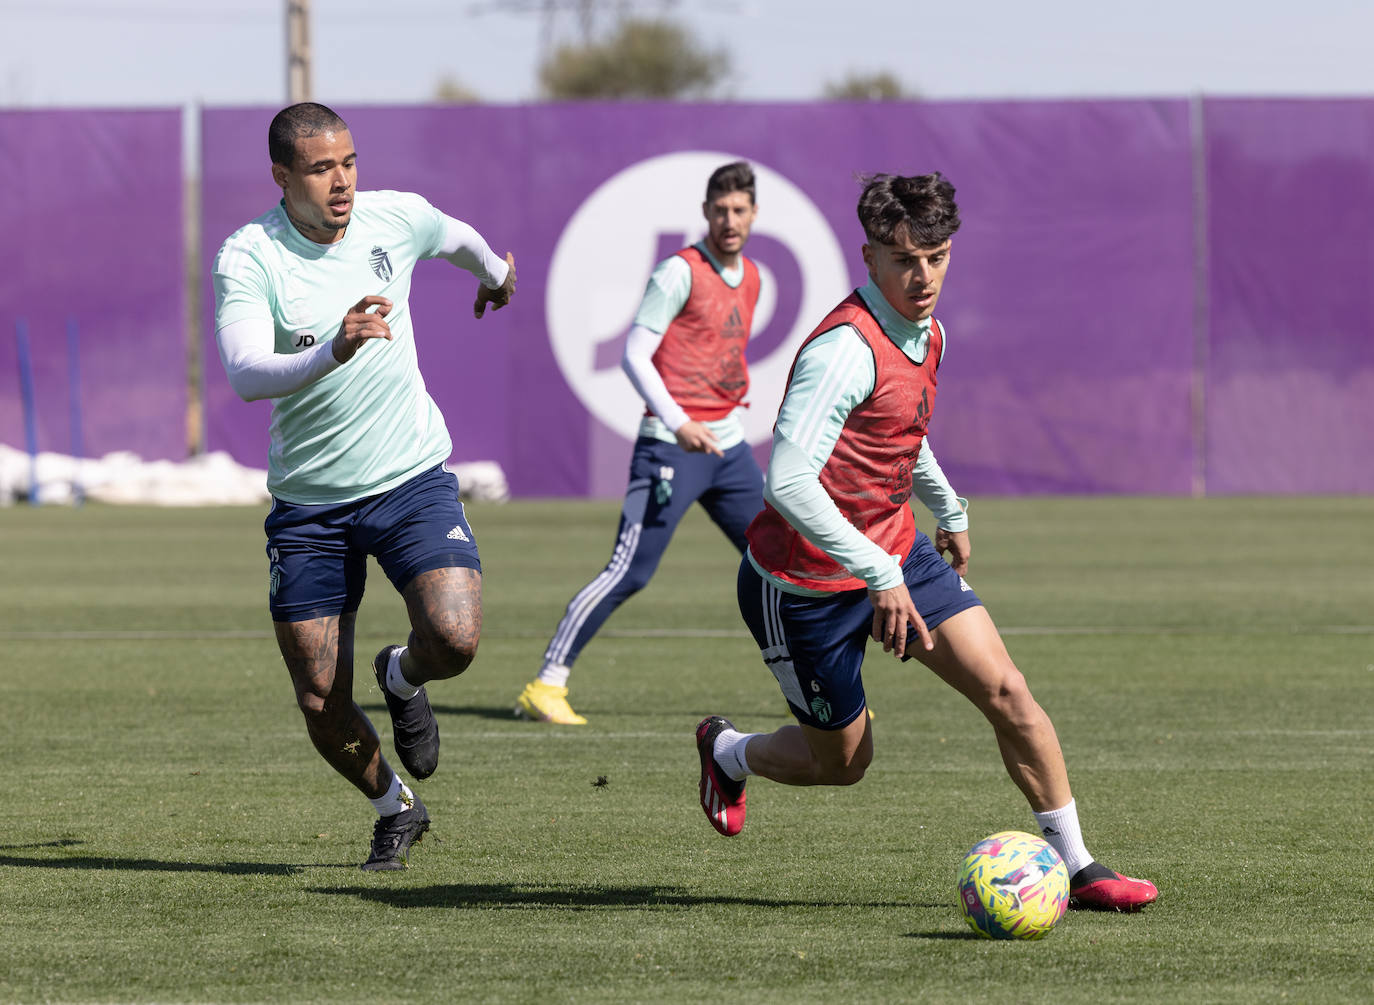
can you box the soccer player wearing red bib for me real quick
[516,162,766,725]
[695,173,1157,913]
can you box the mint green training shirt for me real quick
[213,191,460,505]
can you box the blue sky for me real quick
[2,0,1371,107]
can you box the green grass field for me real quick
[1,497,1370,1003]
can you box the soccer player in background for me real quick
[211,102,516,871]
[695,173,1158,912]
[514,161,766,724]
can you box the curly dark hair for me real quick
[268,102,349,167]
[705,161,756,204]
[857,172,960,247]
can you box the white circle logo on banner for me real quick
[547,151,850,444]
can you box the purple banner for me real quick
[3,102,1365,499]
[201,101,1198,498]
[1204,98,1374,493]
[0,110,184,461]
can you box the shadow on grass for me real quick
[0,852,353,876]
[902,931,983,941]
[361,701,517,722]
[312,882,942,911]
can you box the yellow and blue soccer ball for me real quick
[957,830,1070,940]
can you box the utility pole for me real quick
[286,0,312,103]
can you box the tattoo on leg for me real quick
[403,567,483,681]
[275,613,388,797]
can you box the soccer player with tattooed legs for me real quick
[515,162,766,725]
[212,102,516,871]
[696,172,1156,912]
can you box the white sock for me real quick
[385,647,420,700]
[368,774,416,817]
[713,728,757,781]
[537,662,571,688]
[1033,799,1094,876]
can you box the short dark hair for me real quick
[857,172,960,247]
[268,102,349,167]
[706,161,756,203]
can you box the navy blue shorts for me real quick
[264,464,480,623]
[737,531,982,730]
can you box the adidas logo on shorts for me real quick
[447,525,469,542]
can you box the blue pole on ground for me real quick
[15,319,40,505]
[67,318,85,505]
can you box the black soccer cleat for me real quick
[373,645,440,779]
[360,794,430,871]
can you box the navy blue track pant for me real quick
[542,437,764,669]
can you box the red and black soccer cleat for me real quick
[1069,863,1159,912]
[696,716,747,837]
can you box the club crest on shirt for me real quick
[369,246,393,282]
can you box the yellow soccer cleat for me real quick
[514,680,587,725]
